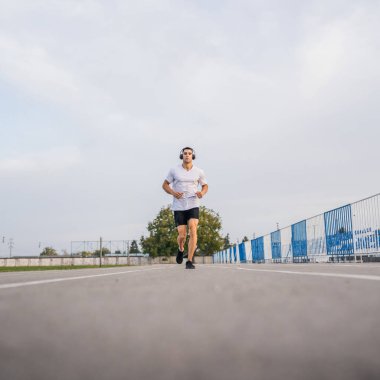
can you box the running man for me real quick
[162,147,208,269]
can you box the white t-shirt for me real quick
[165,164,208,211]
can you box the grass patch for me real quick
[0,265,130,272]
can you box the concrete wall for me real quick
[0,256,213,267]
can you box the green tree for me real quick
[140,205,224,257]
[242,236,249,242]
[140,206,177,257]
[197,207,224,255]
[223,233,232,249]
[40,247,58,256]
[129,240,140,254]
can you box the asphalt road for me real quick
[0,263,379,380]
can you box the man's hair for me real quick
[179,146,196,160]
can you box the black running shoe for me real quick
[176,249,184,264]
[185,260,195,269]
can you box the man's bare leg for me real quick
[177,225,187,252]
[187,219,198,262]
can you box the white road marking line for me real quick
[0,266,127,278]
[0,267,166,290]
[235,267,380,281]
[203,265,380,281]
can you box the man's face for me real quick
[182,149,193,163]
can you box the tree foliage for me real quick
[93,247,111,257]
[140,205,224,257]
[223,233,233,249]
[197,207,224,255]
[40,247,58,256]
[140,206,178,257]
[129,240,140,254]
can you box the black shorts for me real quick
[174,207,199,227]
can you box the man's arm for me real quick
[196,184,208,198]
[162,180,183,199]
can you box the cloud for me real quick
[0,34,80,102]
[0,0,379,255]
[0,146,82,173]
[0,33,121,129]
[296,4,380,98]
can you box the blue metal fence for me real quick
[324,205,354,256]
[270,230,281,260]
[251,237,264,263]
[291,220,307,258]
[213,193,380,264]
[238,242,247,263]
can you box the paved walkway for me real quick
[1,263,379,380]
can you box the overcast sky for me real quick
[1,0,379,256]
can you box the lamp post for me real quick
[99,237,103,268]
[8,238,14,258]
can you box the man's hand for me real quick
[173,191,184,199]
[163,180,183,199]
[197,184,208,198]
